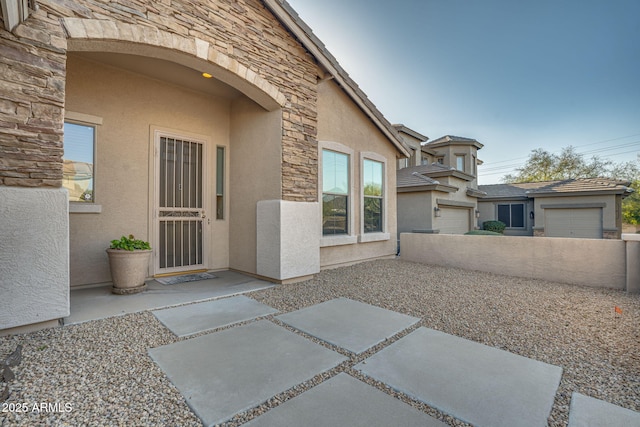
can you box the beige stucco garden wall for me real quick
[317,80,398,267]
[401,233,628,290]
[66,55,232,286]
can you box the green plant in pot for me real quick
[106,235,152,295]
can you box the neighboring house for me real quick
[478,178,633,239]
[0,0,410,332]
[396,133,485,238]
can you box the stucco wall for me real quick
[257,200,320,280]
[397,192,434,234]
[478,198,535,236]
[0,187,69,330]
[229,97,282,275]
[65,55,231,285]
[317,79,398,267]
[401,233,627,290]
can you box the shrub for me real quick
[482,220,506,234]
[465,230,502,236]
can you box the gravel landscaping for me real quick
[1,259,639,426]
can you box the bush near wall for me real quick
[483,220,506,234]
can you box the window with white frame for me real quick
[322,149,350,235]
[363,158,383,233]
[497,203,525,228]
[63,121,96,203]
[456,155,465,172]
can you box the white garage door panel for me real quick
[545,208,602,239]
[438,208,470,234]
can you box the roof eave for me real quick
[397,184,458,193]
[529,189,632,198]
[264,0,411,158]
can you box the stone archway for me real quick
[61,18,287,111]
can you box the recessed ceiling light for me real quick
[202,72,213,79]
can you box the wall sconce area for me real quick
[434,206,441,217]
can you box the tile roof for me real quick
[426,135,484,149]
[479,178,633,198]
[397,164,461,188]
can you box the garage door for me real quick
[438,208,470,234]
[544,208,602,238]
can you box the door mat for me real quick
[156,272,217,285]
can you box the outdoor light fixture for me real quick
[434,206,441,217]
[475,209,480,218]
[202,72,213,78]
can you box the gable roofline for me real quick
[393,124,429,143]
[264,0,411,157]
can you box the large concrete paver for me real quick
[276,297,420,353]
[245,373,447,427]
[568,392,640,427]
[355,327,562,427]
[152,295,278,337]
[148,320,347,427]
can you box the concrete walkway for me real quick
[146,297,640,426]
[65,270,273,324]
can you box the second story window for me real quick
[456,155,465,172]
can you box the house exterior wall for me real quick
[229,96,282,275]
[397,192,434,235]
[65,55,234,286]
[2,0,320,199]
[477,198,535,236]
[317,79,398,267]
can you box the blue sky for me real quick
[286,0,640,183]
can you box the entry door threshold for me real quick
[154,269,208,278]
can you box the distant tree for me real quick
[610,161,640,225]
[502,147,611,183]
[502,147,640,225]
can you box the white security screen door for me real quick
[155,134,207,273]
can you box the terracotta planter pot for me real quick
[106,249,152,295]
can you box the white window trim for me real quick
[359,151,390,243]
[319,141,357,247]
[65,111,103,214]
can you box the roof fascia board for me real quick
[528,190,626,198]
[393,124,429,142]
[426,170,474,181]
[397,184,457,193]
[427,140,484,150]
[263,0,410,157]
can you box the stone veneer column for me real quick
[0,7,70,333]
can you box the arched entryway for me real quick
[62,22,286,286]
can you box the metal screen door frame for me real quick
[153,130,208,275]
